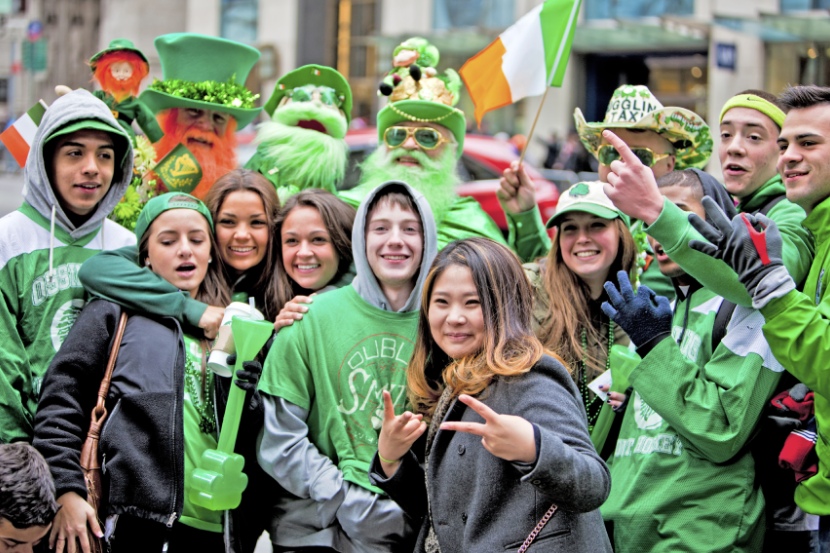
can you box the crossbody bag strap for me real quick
[517,503,558,553]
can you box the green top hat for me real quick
[139,33,262,128]
[90,38,148,67]
[574,84,712,170]
[263,64,353,123]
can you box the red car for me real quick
[342,127,559,231]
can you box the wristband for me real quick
[378,452,400,464]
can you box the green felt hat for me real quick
[377,101,466,158]
[574,84,712,170]
[139,33,262,128]
[263,64,352,123]
[90,38,148,67]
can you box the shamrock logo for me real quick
[570,182,590,197]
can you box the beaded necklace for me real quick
[184,347,216,435]
[578,319,614,432]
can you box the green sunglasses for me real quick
[287,85,344,108]
[597,144,673,167]
[383,126,451,150]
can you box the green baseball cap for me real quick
[134,192,214,241]
[45,118,131,167]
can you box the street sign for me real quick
[716,43,736,71]
[22,38,47,72]
[26,20,42,41]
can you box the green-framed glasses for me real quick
[597,144,673,167]
[383,126,451,150]
[287,85,344,108]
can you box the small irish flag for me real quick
[460,0,582,125]
[0,100,48,167]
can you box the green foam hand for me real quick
[190,316,274,511]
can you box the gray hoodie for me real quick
[23,88,133,240]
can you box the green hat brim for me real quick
[264,65,352,122]
[377,99,466,158]
[574,106,713,170]
[90,39,148,66]
[139,88,262,129]
[546,204,627,229]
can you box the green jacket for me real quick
[760,196,830,515]
[646,174,814,306]
[602,285,785,552]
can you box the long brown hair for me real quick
[408,238,551,419]
[204,169,281,319]
[540,217,637,376]
[273,189,356,307]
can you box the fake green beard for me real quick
[356,144,460,224]
[253,102,349,197]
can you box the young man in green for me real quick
[600,89,813,307]
[688,85,830,536]
[257,181,437,552]
[600,168,786,552]
[0,89,134,444]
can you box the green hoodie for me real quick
[0,89,135,443]
[760,196,830,515]
[602,286,785,552]
[646,174,814,306]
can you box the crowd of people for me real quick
[2,29,830,553]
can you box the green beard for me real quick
[355,145,461,224]
[254,102,349,195]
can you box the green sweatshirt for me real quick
[646,175,814,306]
[760,197,830,515]
[602,286,785,552]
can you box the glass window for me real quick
[433,0,515,30]
[221,0,258,45]
[585,0,693,20]
[781,0,830,10]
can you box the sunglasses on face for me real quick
[287,85,344,108]
[597,144,673,167]
[383,126,451,150]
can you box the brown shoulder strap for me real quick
[91,311,128,424]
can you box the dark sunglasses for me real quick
[597,144,672,167]
[287,85,344,108]
[383,126,450,150]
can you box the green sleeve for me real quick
[506,206,551,263]
[78,246,208,327]
[631,318,782,463]
[647,199,813,307]
[762,290,830,396]
[258,319,313,410]
[133,100,164,143]
[0,269,36,443]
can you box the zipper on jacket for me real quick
[166,512,177,528]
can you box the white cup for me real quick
[207,302,265,377]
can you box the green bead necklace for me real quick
[579,320,614,432]
[184,351,216,435]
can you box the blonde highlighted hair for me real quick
[407,238,555,420]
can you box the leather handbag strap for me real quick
[90,311,128,426]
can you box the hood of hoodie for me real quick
[22,88,134,240]
[351,180,438,312]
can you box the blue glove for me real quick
[688,196,794,308]
[602,271,672,354]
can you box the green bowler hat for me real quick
[90,38,148,67]
[139,33,262,128]
[263,64,353,123]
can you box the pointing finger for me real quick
[602,130,644,167]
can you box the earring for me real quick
[208,257,213,263]
[144,259,151,267]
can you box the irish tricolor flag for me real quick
[0,100,48,167]
[460,0,582,125]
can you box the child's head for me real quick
[0,443,58,552]
[43,119,130,222]
[277,188,355,292]
[136,193,227,302]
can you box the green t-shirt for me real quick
[259,285,419,493]
[180,335,222,532]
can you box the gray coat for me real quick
[370,354,613,552]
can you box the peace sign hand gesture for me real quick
[439,394,537,464]
[377,390,426,477]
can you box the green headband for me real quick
[719,94,786,128]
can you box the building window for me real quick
[433,0,515,30]
[781,0,830,10]
[585,0,693,20]
[221,0,258,45]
